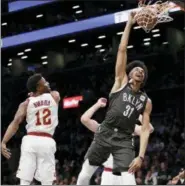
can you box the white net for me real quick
[135,1,174,33]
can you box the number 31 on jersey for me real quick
[123,105,134,118]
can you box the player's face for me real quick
[38,77,51,93]
[130,67,145,82]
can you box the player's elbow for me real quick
[149,125,154,133]
[80,115,89,125]
[118,45,127,53]
[141,126,150,136]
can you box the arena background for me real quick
[1,0,185,185]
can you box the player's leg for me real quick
[112,147,136,185]
[36,137,56,185]
[101,170,113,185]
[77,141,110,185]
[16,136,37,185]
[101,169,122,185]
[77,159,98,185]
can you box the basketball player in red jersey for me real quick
[80,97,154,185]
[1,74,60,185]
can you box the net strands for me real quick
[135,1,173,33]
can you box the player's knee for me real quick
[77,159,97,185]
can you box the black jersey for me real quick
[102,83,148,135]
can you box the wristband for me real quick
[139,156,144,162]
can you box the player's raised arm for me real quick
[81,98,107,133]
[1,100,28,159]
[51,90,61,104]
[111,12,136,94]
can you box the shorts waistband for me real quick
[104,167,113,172]
[27,132,52,138]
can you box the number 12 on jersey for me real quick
[36,108,51,125]
[123,105,134,118]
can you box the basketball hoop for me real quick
[135,1,173,33]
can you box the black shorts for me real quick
[85,125,135,172]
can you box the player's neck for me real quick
[32,92,43,97]
[130,81,141,92]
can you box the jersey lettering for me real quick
[35,108,51,126]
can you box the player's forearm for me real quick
[115,21,132,78]
[179,171,185,179]
[2,122,19,144]
[138,127,150,158]
[119,21,133,51]
[81,103,100,122]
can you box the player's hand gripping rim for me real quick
[128,156,143,173]
[1,142,11,159]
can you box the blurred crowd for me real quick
[1,46,184,185]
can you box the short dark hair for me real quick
[27,73,42,92]
[126,60,148,87]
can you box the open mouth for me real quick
[136,74,143,78]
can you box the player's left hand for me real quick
[1,143,11,159]
[128,156,143,173]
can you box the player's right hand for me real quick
[128,11,136,25]
[1,143,11,159]
[97,98,107,108]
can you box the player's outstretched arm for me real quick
[139,99,152,158]
[111,12,136,94]
[1,100,28,159]
[129,99,152,173]
[81,98,107,132]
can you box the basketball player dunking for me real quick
[80,97,154,185]
[1,74,60,185]
[77,11,152,185]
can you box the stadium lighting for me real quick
[95,45,102,48]
[75,10,83,14]
[81,43,88,47]
[2,22,7,26]
[100,49,105,52]
[41,56,47,59]
[24,48,32,52]
[68,39,76,43]
[72,5,80,9]
[143,38,151,41]
[98,35,106,39]
[162,42,168,45]
[153,34,161,37]
[42,61,48,65]
[17,52,24,56]
[9,59,12,62]
[144,42,150,46]
[152,29,160,33]
[133,26,141,30]
[7,63,12,66]
[21,56,28,59]
[36,14,43,18]
[117,32,123,35]
[127,45,134,49]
